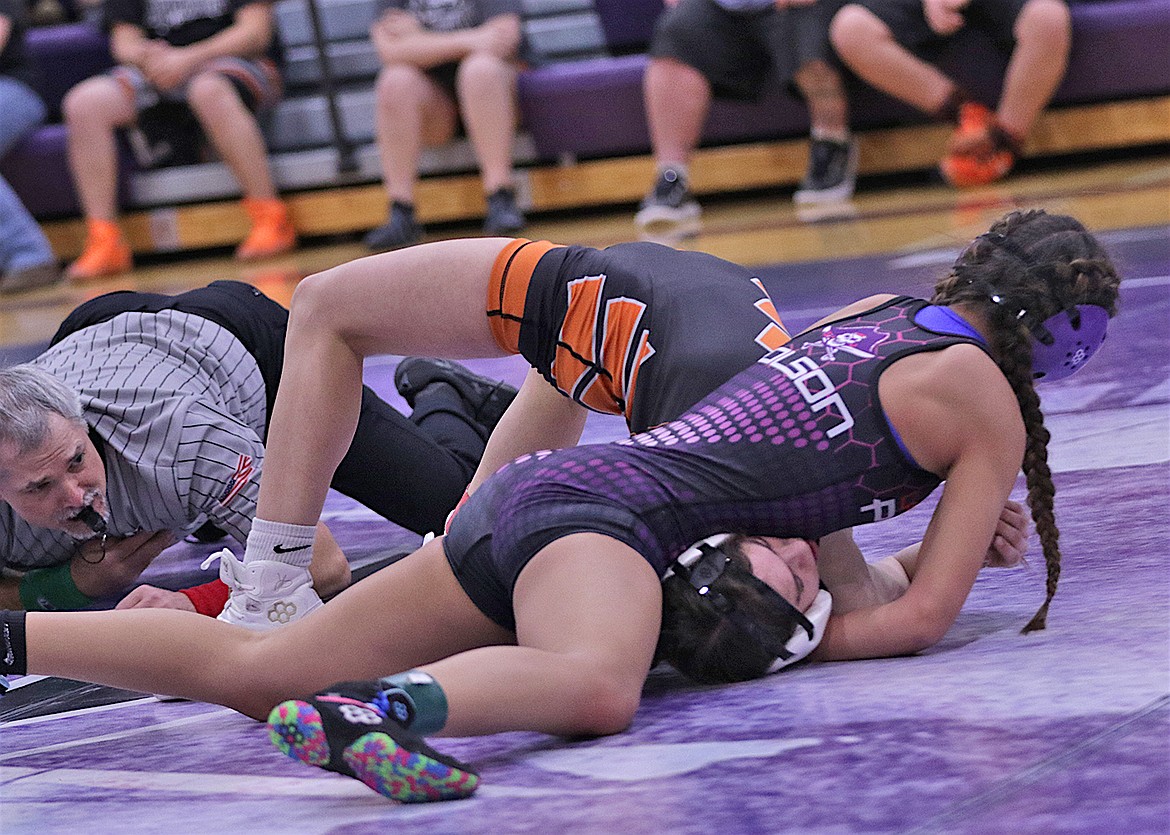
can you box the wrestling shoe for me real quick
[939,103,1019,188]
[794,136,858,205]
[268,683,479,803]
[634,167,701,238]
[394,357,518,433]
[211,549,323,630]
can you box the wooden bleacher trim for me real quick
[42,95,1170,260]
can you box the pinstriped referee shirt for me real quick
[0,311,268,573]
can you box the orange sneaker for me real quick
[67,219,132,280]
[940,103,1018,188]
[236,197,297,260]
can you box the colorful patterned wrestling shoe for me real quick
[268,682,479,803]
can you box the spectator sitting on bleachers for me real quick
[636,0,855,239]
[61,0,296,280]
[363,0,526,251]
[0,0,63,294]
[829,0,1071,187]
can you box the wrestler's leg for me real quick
[258,237,515,526]
[419,533,662,737]
[21,539,511,720]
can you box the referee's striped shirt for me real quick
[1,311,268,573]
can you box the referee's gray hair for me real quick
[0,364,85,453]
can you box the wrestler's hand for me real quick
[71,530,177,598]
[923,0,968,36]
[774,0,819,9]
[983,499,1030,568]
[115,584,197,612]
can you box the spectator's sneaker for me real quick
[394,357,518,433]
[268,684,479,803]
[0,262,64,295]
[634,167,701,238]
[364,202,423,251]
[68,220,132,280]
[794,137,858,205]
[237,198,297,260]
[940,103,1018,188]
[212,549,323,630]
[483,187,526,235]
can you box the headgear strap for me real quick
[663,534,832,673]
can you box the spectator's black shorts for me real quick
[648,0,843,100]
[856,0,1040,53]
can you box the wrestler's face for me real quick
[741,536,820,612]
[0,413,109,538]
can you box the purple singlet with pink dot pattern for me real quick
[443,296,993,630]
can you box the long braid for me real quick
[988,312,1060,632]
[932,209,1121,632]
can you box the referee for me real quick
[0,281,515,618]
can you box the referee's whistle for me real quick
[75,505,108,534]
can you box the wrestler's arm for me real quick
[466,368,588,493]
[819,501,1029,613]
[813,349,1025,659]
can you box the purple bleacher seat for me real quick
[0,125,82,218]
[0,124,134,220]
[25,23,114,119]
[519,0,1170,162]
[591,0,663,54]
[2,25,123,220]
[1059,0,1170,101]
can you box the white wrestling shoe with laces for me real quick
[208,549,323,630]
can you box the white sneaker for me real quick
[208,549,323,630]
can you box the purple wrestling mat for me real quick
[3,225,1167,833]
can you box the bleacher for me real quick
[4,0,1168,260]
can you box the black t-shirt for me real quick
[104,0,276,57]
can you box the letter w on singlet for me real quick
[751,278,790,352]
[553,274,655,419]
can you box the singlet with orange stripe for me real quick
[487,239,790,433]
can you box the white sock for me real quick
[810,127,850,144]
[244,518,316,568]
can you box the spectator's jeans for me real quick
[0,76,55,272]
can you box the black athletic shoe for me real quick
[634,167,701,238]
[364,202,423,252]
[394,357,518,432]
[184,520,227,544]
[268,682,479,803]
[794,137,858,205]
[483,187,526,235]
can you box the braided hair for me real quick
[930,209,1121,632]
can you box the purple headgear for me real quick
[1028,304,1109,381]
[974,230,1110,382]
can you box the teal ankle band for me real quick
[380,670,449,735]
